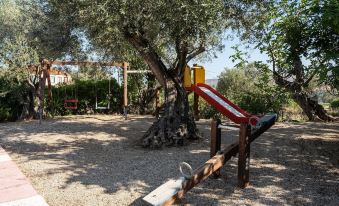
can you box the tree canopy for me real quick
[241,0,339,120]
[0,0,79,69]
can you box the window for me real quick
[64,77,68,83]
[51,76,55,83]
[58,77,62,83]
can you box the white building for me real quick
[30,67,73,86]
[48,68,72,86]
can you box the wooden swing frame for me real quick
[40,59,152,119]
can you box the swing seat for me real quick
[64,99,78,110]
[95,103,110,110]
[95,98,110,110]
[96,106,109,110]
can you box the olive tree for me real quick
[46,0,268,147]
[245,0,339,121]
[0,0,80,119]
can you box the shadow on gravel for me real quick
[0,118,338,205]
[183,122,339,205]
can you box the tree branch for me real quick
[303,67,319,87]
[268,46,297,92]
[123,29,168,88]
[174,38,188,77]
[303,58,326,87]
[186,45,206,63]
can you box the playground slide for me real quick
[190,83,277,126]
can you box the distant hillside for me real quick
[205,79,218,87]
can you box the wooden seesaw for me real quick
[142,114,277,206]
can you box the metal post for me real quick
[210,119,221,178]
[238,123,251,188]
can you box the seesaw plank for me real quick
[143,177,185,206]
[142,120,275,206]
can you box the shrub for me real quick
[0,107,11,122]
[330,98,339,109]
[217,63,289,116]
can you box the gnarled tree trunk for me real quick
[20,65,40,120]
[273,56,335,121]
[292,91,334,121]
[124,30,200,148]
[141,81,198,147]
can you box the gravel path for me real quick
[0,115,338,206]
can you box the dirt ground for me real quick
[0,115,338,206]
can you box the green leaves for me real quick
[249,0,339,93]
[217,62,288,114]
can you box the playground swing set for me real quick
[142,64,277,206]
[38,59,152,121]
[94,66,121,110]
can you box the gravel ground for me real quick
[0,115,338,206]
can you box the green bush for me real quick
[216,63,289,116]
[330,98,339,109]
[0,73,31,121]
[0,107,11,122]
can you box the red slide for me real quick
[190,83,258,125]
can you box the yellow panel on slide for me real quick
[184,65,192,87]
[184,64,205,87]
[192,65,205,84]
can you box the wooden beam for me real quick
[47,60,125,67]
[126,70,151,74]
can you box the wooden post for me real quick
[210,119,221,178]
[38,60,48,124]
[46,64,52,102]
[238,123,250,188]
[193,93,199,121]
[123,62,128,120]
[192,67,199,120]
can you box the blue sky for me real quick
[194,38,269,79]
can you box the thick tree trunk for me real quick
[19,65,40,120]
[124,30,200,148]
[19,84,37,120]
[141,80,199,148]
[138,86,161,115]
[273,71,335,121]
[292,92,334,121]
